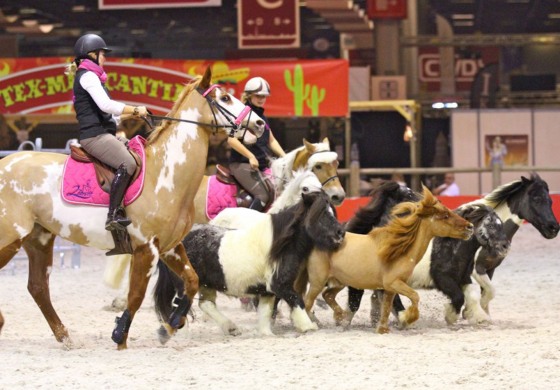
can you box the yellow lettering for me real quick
[0,86,15,107]
[114,75,131,93]
[25,79,44,99]
[147,79,162,98]
[45,75,71,95]
[130,76,147,95]
[13,83,27,103]
[161,82,174,101]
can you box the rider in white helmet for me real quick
[65,33,148,255]
[228,77,285,211]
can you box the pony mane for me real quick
[477,172,544,208]
[346,179,420,234]
[270,140,335,192]
[377,188,440,263]
[455,203,493,225]
[268,192,330,263]
[270,146,303,186]
[267,169,321,214]
[146,76,201,145]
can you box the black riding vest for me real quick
[74,69,117,141]
[229,104,271,171]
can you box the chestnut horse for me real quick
[0,67,265,349]
[304,186,474,333]
[192,137,346,224]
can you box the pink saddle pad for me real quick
[205,168,273,220]
[61,136,146,207]
[205,176,238,220]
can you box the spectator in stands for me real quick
[433,172,460,196]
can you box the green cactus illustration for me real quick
[284,65,310,116]
[305,85,326,116]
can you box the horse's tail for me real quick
[153,260,183,322]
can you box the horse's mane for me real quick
[346,180,420,234]
[268,192,330,263]
[270,140,332,192]
[476,172,544,208]
[455,203,493,225]
[146,76,201,146]
[267,169,321,214]
[376,188,439,263]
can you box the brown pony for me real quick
[192,137,346,223]
[304,186,474,333]
[0,67,265,349]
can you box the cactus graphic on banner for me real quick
[285,64,326,116]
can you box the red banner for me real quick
[367,0,407,19]
[99,0,221,9]
[0,58,348,117]
[238,0,300,49]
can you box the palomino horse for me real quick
[386,173,559,324]
[304,186,474,334]
[153,191,345,338]
[192,137,346,224]
[0,67,265,349]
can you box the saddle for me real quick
[70,144,142,193]
[215,164,275,209]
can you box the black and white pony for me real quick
[103,169,323,310]
[153,191,345,339]
[369,173,558,326]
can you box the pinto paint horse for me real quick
[0,67,265,349]
[153,191,345,338]
[304,186,474,334]
[192,137,346,224]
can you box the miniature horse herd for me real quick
[0,69,558,348]
[152,172,558,340]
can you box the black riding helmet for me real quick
[74,34,111,62]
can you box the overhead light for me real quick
[22,18,38,27]
[39,23,54,33]
[432,102,458,109]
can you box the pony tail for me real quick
[64,59,79,76]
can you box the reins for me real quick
[142,84,255,138]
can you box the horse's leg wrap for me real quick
[106,229,133,256]
[168,295,191,329]
[111,309,131,345]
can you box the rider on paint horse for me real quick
[66,34,147,254]
[227,77,286,211]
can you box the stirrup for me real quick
[105,207,131,231]
[106,229,133,256]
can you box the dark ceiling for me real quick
[2,1,560,60]
[0,0,341,59]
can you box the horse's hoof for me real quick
[376,325,390,334]
[225,324,242,336]
[157,325,173,344]
[300,322,319,333]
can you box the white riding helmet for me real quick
[244,77,271,96]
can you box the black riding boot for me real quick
[105,164,132,232]
[248,198,264,212]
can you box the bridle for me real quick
[307,150,340,187]
[143,84,255,138]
